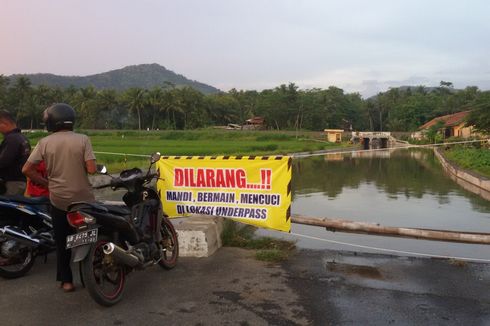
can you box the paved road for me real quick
[285,250,490,325]
[1,248,490,325]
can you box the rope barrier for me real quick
[289,231,490,263]
[291,138,489,159]
[93,151,150,158]
[92,138,488,160]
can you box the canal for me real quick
[258,148,490,261]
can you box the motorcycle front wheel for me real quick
[158,217,179,270]
[81,236,126,306]
[0,237,35,279]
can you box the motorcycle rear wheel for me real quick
[158,217,179,269]
[81,236,126,306]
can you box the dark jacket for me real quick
[0,128,31,181]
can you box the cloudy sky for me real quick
[1,0,489,97]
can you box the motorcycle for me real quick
[66,153,179,306]
[0,189,55,279]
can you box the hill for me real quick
[9,64,220,94]
[368,85,459,100]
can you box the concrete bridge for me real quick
[351,131,398,149]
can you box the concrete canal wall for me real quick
[434,148,490,201]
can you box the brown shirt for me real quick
[27,131,96,210]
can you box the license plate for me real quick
[66,229,98,249]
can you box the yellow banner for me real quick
[156,155,292,232]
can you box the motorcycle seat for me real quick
[102,204,131,216]
[68,202,131,217]
[0,195,50,205]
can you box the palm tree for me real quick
[10,77,33,128]
[0,75,9,110]
[95,89,119,129]
[147,87,165,130]
[123,88,147,130]
[72,86,97,128]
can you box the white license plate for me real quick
[66,229,98,249]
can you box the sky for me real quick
[1,0,489,97]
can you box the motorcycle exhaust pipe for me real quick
[102,242,141,268]
[0,227,40,247]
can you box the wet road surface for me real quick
[1,248,490,325]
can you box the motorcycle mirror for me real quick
[96,164,108,174]
[150,152,161,164]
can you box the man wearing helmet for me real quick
[0,110,31,195]
[23,103,97,292]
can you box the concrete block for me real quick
[173,216,224,257]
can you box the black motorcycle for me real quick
[66,153,179,306]
[0,190,55,279]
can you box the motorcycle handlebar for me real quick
[93,173,158,190]
[146,173,158,180]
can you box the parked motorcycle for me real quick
[0,191,55,279]
[67,153,179,306]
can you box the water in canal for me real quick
[257,148,490,261]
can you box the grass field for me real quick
[24,129,345,171]
[444,145,490,178]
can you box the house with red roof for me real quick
[242,116,266,130]
[415,110,474,139]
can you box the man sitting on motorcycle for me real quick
[22,103,97,293]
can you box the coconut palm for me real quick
[122,88,147,130]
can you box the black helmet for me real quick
[44,103,75,132]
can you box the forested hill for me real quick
[9,64,220,94]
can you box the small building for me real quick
[243,116,265,130]
[324,129,343,143]
[418,110,473,138]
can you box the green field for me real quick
[24,129,345,171]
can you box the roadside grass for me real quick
[444,145,490,178]
[24,129,346,172]
[221,219,295,262]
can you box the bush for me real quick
[221,220,295,261]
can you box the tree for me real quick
[466,92,490,133]
[29,85,62,129]
[172,87,206,129]
[122,88,147,130]
[256,83,299,130]
[0,75,9,110]
[10,77,34,129]
[72,86,98,128]
[147,87,166,130]
[95,89,120,129]
[205,93,240,125]
[229,89,258,123]
[426,120,445,143]
[440,81,454,88]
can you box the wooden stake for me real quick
[291,215,490,245]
